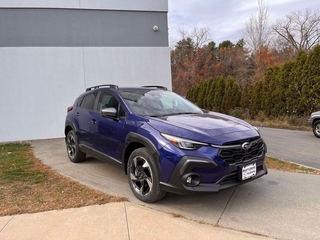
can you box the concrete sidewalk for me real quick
[0,202,275,240]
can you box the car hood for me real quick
[146,112,260,145]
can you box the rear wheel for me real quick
[313,120,320,138]
[127,147,166,203]
[66,130,86,162]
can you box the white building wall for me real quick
[83,47,171,88]
[0,48,85,141]
[0,47,171,142]
[0,1,171,142]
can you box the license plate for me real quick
[241,163,256,181]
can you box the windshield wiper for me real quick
[173,112,198,115]
[159,112,198,116]
[148,112,200,117]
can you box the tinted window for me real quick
[98,93,112,111]
[98,91,126,117]
[80,92,97,110]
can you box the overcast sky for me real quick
[168,0,319,47]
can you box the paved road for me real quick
[259,127,320,170]
[32,138,320,240]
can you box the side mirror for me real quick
[101,107,117,118]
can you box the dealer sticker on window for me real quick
[241,163,256,181]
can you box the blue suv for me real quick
[65,85,267,202]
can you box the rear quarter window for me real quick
[80,92,98,110]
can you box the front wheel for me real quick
[127,148,166,203]
[66,130,86,162]
[313,120,320,138]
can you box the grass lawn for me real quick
[0,142,319,217]
[0,143,126,217]
[265,156,320,174]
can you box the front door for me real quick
[90,91,125,162]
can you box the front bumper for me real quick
[308,118,313,126]
[160,156,268,194]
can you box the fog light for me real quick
[182,173,201,187]
[186,176,192,184]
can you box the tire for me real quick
[66,130,86,163]
[127,147,166,203]
[313,120,320,138]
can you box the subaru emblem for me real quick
[242,142,251,151]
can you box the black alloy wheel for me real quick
[66,130,86,163]
[127,147,166,203]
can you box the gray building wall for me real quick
[0,0,171,142]
[0,9,168,47]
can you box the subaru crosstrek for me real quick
[64,85,268,202]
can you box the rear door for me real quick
[75,91,98,147]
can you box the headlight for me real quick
[161,133,208,150]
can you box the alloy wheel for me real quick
[67,133,76,159]
[129,156,153,196]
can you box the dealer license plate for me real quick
[241,163,256,181]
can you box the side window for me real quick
[98,91,126,117]
[80,92,98,110]
[98,93,112,111]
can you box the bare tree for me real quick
[244,0,271,53]
[244,0,272,81]
[191,27,211,49]
[272,9,320,52]
[177,27,211,50]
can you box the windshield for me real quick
[120,90,203,117]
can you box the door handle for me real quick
[91,119,97,124]
[76,112,80,116]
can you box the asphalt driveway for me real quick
[259,127,320,169]
[32,137,320,240]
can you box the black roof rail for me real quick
[142,85,168,90]
[86,84,119,92]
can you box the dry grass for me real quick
[171,212,184,218]
[0,143,126,217]
[244,113,311,131]
[265,156,320,174]
[228,109,311,131]
[247,119,310,131]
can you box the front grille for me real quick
[218,164,264,184]
[219,173,238,184]
[218,138,265,166]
